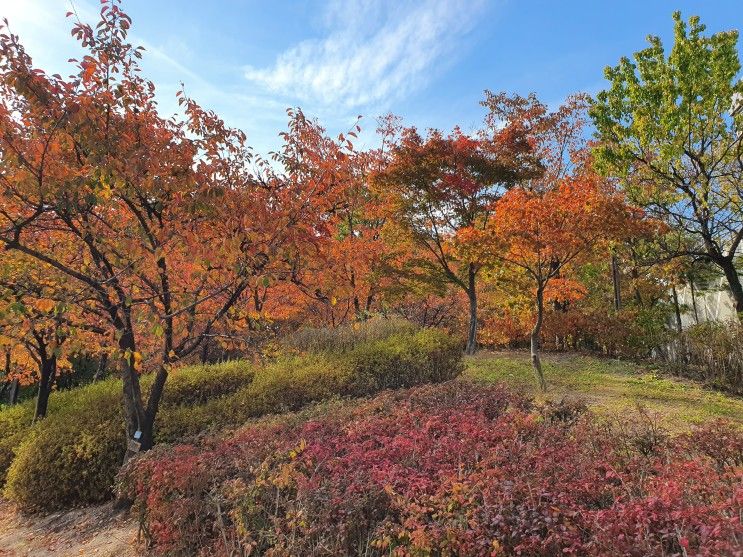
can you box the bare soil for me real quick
[0,500,138,557]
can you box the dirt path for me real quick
[0,500,139,556]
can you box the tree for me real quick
[262,110,397,328]
[0,1,275,453]
[467,175,643,390]
[591,12,743,315]
[373,105,542,353]
[0,251,106,419]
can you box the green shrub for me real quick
[0,381,123,487]
[0,360,256,489]
[1,361,255,511]
[159,329,463,442]
[244,353,351,414]
[3,380,124,511]
[341,328,464,395]
[282,316,417,354]
[3,328,462,511]
[156,354,348,441]
[160,360,255,406]
[0,402,35,486]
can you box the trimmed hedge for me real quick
[0,381,118,487]
[4,380,124,510]
[282,317,417,353]
[0,360,255,508]
[341,328,464,394]
[0,403,35,487]
[2,327,463,511]
[160,360,256,407]
[156,329,463,441]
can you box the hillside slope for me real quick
[1,351,741,556]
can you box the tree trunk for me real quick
[137,365,169,452]
[689,277,699,325]
[353,294,361,318]
[671,285,683,332]
[719,257,743,317]
[7,378,19,405]
[92,353,108,382]
[33,355,57,421]
[0,352,10,401]
[119,329,145,462]
[200,338,210,364]
[611,254,622,310]
[630,266,643,306]
[670,284,688,364]
[464,264,478,355]
[531,287,547,392]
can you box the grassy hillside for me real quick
[465,351,743,427]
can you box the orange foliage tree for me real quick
[373,105,543,353]
[0,1,289,452]
[263,110,382,326]
[0,251,107,418]
[467,175,645,389]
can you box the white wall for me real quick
[675,278,737,329]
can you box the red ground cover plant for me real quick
[118,383,743,556]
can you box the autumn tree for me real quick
[469,176,644,390]
[258,110,383,326]
[0,1,278,453]
[0,252,106,419]
[481,92,592,193]
[591,12,743,314]
[374,104,542,353]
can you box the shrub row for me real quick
[0,360,256,507]
[2,327,462,511]
[281,316,417,354]
[119,382,743,557]
[153,328,463,442]
[0,379,124,488]
[654,320,743,395]
[5,380,125,510]
[0,403,36,488]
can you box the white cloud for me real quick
[0,0,488,153]
[244,0,486,109]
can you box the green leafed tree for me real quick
[591,12,743,315]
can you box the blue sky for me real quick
[1,1,741,154]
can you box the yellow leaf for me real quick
[34,299,56,313]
